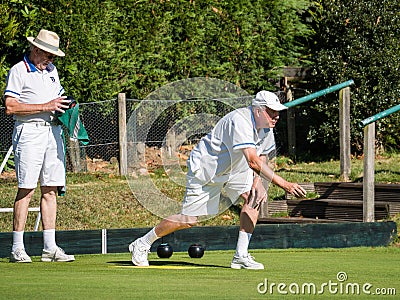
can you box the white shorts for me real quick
[12,121,66,189]
[181,168,253,216]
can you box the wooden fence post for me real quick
[286,84,296,158]
[339,87,351,181]
[363,122,375,222]
[118,93,128,176]
[69,139,82,172]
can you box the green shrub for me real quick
[1,0,313,101]
[309,0,400,154]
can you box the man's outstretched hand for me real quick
[285,182,307,198]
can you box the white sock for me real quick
[12,231,24,252]
[43,229,57,251]
[247,232,252,242]
[235,231,252,257]
[141,228,159,248]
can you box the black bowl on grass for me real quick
[157,243,173,258]
[188,244,204,258]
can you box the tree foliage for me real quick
[0,0,312,101]
[309,0,400,154]
[0,0,40,86]
[1,0,399,154]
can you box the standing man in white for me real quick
[129,91,306,269]
[4,29,75,263]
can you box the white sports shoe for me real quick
[230,254,265,270]
[10,248,32,263]
[41,246,75,262]
[129,239,150,266]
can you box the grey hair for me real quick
[252,102,264,109]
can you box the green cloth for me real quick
[56,103,89,195]
[57,103,89,145]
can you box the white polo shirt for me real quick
[188,106,275,183]
[4,54,64,122]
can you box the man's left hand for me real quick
[285,182,307,198]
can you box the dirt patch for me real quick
[0,146,190,178]
[86,157,119,173]
[0,170,15,180]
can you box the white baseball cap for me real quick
[252,90,287,111]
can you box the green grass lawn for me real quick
[0,247,399,299]
[0,153,399,232]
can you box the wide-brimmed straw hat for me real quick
[27,29,65,57]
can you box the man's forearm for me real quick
[5,97,48,116]
[6,103,47,116]
[259,163,292,192]
[258,163,275,182]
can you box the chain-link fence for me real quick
[0,99,120,173]
[1,75,299,175]
[2,96,284,173]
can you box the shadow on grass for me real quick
[107,260,230,268]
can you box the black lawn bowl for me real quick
[188,244,205,258]
[157,243,173,258]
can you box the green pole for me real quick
[284,79,354,108]
[359,103,400,128]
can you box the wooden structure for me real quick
[281,74,353,181]
[281,67,311,157]
[259,182,400,223]
[359,104,400,221]
[118,93,128,176]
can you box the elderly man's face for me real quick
[254,106,280,129]
[31,47,56,71]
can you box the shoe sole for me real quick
[41,258,75,262]
[230,263,264,270]
[10,259,32,263]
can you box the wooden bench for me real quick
[286,198,390,221]
[313,182,400,215]
[259,182,399,223]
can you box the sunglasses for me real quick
[38,48,56,60]
[262,107,279,118]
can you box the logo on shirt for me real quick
[50,77,55,83]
